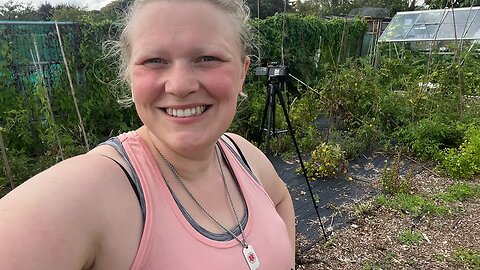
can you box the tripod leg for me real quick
[275,87,329,242]
[258,88,271,147]
[265,84,276,156]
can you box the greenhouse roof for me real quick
[379,6,480,42]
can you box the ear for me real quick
[242,56,251,83]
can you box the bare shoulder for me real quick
[0,153,141,269]
[224,133,289,205]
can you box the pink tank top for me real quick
[118,132,292,270]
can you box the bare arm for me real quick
[0,154,142,270]
[0,156,99,269]
[224,133,296,268]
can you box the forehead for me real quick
[128,1,241,52]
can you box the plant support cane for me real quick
[0,127,15,190]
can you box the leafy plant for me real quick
[439,124,480,179]
[303,142,347,179]
[395,118,463,161]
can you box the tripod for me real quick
[258,77,328,242]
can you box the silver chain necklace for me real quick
[158,144,260,270]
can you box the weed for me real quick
[398,229,424,245]
[362,251,396,270]
[436,183,480,202]
[376,193,450,216]
[452,248,480,269]
[381,151,412,195]
[353,200,376,218]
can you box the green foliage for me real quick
[424,0,478,9]
[397,229,424,245]
[303,142,347,179]
[362,251,397,270]
[439,124,480,179]
[375,193,450,216]
[51,4,90,22]
[395,118,463,161]
[436,183,480,202]
[246,0,293,19]
[452,248,480,269]
[381,152,413,195]
[0,0,39,20]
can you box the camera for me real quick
[255,62,289,82]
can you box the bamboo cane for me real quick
[0,127,15,190]
[55,22,90,151]
[32,38,65,160]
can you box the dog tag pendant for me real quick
[243,244,260,270]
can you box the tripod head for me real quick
[255,62,289,83]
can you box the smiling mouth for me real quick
[165,105,207,117]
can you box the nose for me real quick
[164,62,199,97]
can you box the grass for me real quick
[375,182,480,217]
[398,229,424,245]
[362,251,396,270]
[452,248,480,269]
[436,183,480,202]
[375,193,450,216]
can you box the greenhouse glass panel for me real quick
[465,11,480,39]
[378,13,420,40]
[379,7,480,42]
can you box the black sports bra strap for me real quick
[100,155,142,209]
[222,133,251,170]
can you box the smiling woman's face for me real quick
[128,1,250,153]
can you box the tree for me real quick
[51,4,89,22]
[423,0,479,9]
[99,0,133,21]
[295,0,418,16]
[294,0,322,15]
[37,2,53,21]
[0,0,39,20]
[246,0,294,19]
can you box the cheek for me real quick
[131,66,160,103]
[203,68,242,100]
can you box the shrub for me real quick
[395,118,462,161]
[303,142,347,179]
[439,125,480,179]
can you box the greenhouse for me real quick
[379,6,480,52]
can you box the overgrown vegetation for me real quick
[0,7,479,194]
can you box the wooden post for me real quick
[0,127,15,190]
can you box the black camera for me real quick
[255,62,289,82]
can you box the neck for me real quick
[137,126,219,182]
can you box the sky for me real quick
[0,0,114,10]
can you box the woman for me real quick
[0,0,295,269]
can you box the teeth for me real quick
[166,106,206,117]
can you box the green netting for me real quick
[0,21,81,90]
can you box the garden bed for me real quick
[295,168,480,269]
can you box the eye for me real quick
[143,58,168,66]
[199,56,220,62]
